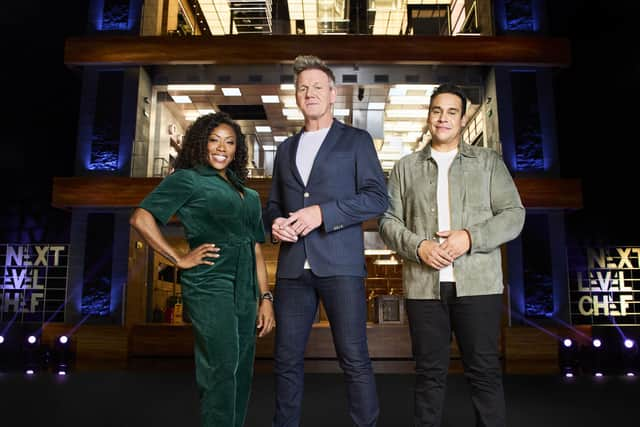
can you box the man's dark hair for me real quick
[430,84,468,117]
[293,55,336,87]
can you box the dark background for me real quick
[549,1,640,245]
[1,0,638,245]
[1,2,88,242]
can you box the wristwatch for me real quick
[260,291,274,302]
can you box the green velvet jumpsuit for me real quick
[140,165,265,427]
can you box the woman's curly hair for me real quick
[174,112,248,181]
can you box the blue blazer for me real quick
[266,119,388,279]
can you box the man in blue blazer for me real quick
[267,55,388,427]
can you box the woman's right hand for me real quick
[176,243,220,269]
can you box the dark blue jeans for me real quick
[272,270,379,427]
[406,283,505,427]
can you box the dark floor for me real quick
[0,366,635,427]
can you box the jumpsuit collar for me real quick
[193,165,245,190]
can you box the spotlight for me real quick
[590,338,604,377]
[586,337,606,376]
[22,334,45,374]
[51,335,75,374]
[558,337,580,377]
[622,338,638,376]
[0,335,6,372]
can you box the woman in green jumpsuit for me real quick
[130,112,275,427]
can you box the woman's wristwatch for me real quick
[260,291,274,302]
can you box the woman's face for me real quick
[207,123,237,174]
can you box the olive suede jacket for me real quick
[379,142,525,299]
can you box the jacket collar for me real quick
[291,118,343,144]
[289,118,344,187]
[193,164,244,187]
[420,140,478,160]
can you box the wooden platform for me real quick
[41,324,129,361]
[41,322,592,374]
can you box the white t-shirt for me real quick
[296,127,330,185]
[296,127,331,269]
[431,148,458,283]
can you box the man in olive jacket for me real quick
[379,84,525,427]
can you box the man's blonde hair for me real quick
[293,55,335,87]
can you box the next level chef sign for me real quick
[1,244,69,323]
[568,247,640,325]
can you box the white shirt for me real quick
[296,127,330,185]
[296,127,331,268]
[431,148,458,283]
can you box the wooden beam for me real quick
[516,177,582,210]
[64,35,570,67]
[52,176,583,210]
[52,176,161,208]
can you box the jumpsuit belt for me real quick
[190,237,253,248]
[189,237,258,302]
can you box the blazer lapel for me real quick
[288,131,305,187]
[306,119,344,186]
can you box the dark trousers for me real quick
[406,283,505,427]
[272,270,379,427]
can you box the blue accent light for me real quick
[79,136,123,172]
[81,283,111,316]
[515,139,544,171]
[88,145,119,171]
[496,0,540,34]
[91,0,142,33]
[506,16,534,32]
[524,278,553,317]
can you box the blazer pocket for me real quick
[332,152,352,159]
[331,155,353,169]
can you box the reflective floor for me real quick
[1,366,636,427]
